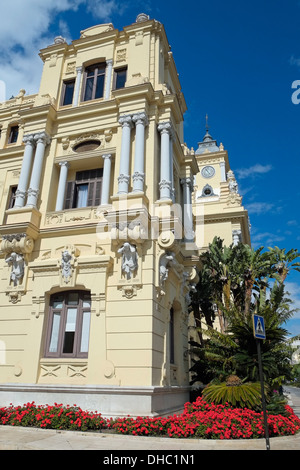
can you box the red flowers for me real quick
[0,397,299,440]
[0,402,106,432]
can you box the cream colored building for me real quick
[0,14,250,417]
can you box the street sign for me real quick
[253,314,269,449]
[253,314,266,340]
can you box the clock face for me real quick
[201,166,215,178]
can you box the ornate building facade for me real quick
[0,14,250,417]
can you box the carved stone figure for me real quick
[159,252,174,283]
[61,250,72,283]
[227,170,239,193]
[118,242,138,279]
[5,252,24,286]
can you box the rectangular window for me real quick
[169,308,175,364]
[8,125,19,144]
[61,79,75,106]
[49,312,61,353]
[114,67,127,90]
[64,168,103,209]
[80,311,91,353]
[63,308,77,354]
[45,291,91,358]
[7,185,17,209]
[83,63,106,101]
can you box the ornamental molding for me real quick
[1,233,34,257]
[118,284,142,299]
[116,48,127,63]
[73,133,101,146]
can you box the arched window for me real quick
[45,291,91,358]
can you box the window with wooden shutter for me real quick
[64,181,75,209]
[63,169,103,209]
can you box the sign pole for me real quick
[256,338,270,451]
[253,314,270,451]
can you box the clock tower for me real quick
[192,118,251,250]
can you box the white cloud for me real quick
[287,220,299,227]
[285,282,300,319]
[246,202,275,215]
[236,163,273,180]
[86,0,125,21]
[0,0,123,99]
[251,231,285,247]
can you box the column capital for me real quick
[27,188,39,199]
[102,153,113,160]
[76,66,83,73]
[180,177,193,191]
[59,161,69,168]
[159,179,172,191]
[132,112,148,127]
[34,132,51,146]
[23,134,36,146]
[106,59,113,66]
[119,115,133,128]
[15,189,27,201]
[157,121,172,135]
[132,171,145,183]
[118,174,130,185]
[180,176,193,185]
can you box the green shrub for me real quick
[202,375,262,409]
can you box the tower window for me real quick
[201,184,215,197]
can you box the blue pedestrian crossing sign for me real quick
[253,314,266,339]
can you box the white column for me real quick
[118,115,133,194]
[181,177,194,241]
[101,154,112,205]
[132,112,148,192]
[26,132,51,207]
[55,161,69,211]
[14,134,36,208]
[220,161,226,182]
[169,130,175,201]
[158,122,172,200]
[73,66,83,107]
[104,60,113,100]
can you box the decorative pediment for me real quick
[80,24,114,38]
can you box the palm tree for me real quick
[268,246,300,283]
[189,238,299,394]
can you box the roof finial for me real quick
[205,114,209,133]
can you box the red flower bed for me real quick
[0,402,106,432]
[0,396,299,440]
[110,397,300,439]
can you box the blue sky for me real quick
[0,0,299,336]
